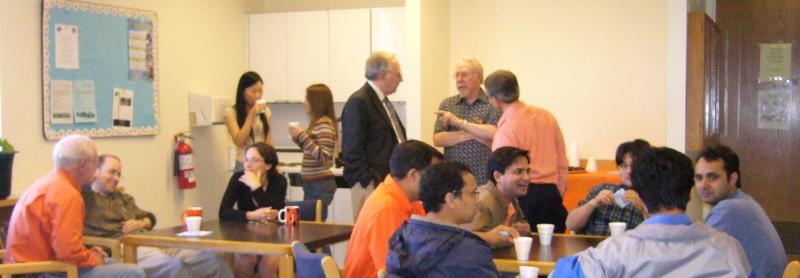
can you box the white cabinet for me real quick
[247,13,288,101]
[248,8,403,102]
[287,11,329,100]
[371,7,406,101]
[329,9,371,102]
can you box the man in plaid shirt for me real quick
[565,139,650,235]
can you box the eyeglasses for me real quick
[452,72,477,79]
[385,70,403,78]
[244,157,264,164]
[453,189,480,197]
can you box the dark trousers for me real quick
[518,183,568,233]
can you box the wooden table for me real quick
[122,220,352,278]
[564,171,621,212]
[493,233,606,274]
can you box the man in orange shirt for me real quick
[486,70,569,233]
[4,135,145,278]
[344,140,521,278]
[343,140,440,278]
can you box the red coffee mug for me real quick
[180,207,203,224]
[278,206,299,226]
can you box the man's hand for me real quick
[434,111,463,128]
[512,221,531,235]
[90,246,108,265]
[121,219,145,234]
[624,189,648,214]
[481,225,519,249]
[590,189,614,207]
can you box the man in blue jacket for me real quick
[385,161,514,277]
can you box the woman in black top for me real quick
[219,142,286,277]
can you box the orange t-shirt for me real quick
[344,175,425,278]
[4,169,98,268]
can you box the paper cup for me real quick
[519,266,539,278]
[185,216,202,233]
[256,99,268,105]
[537,224,554,245]
[513,236,533,261]
[609,222,627,236]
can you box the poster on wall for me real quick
[54,24,79,69]
[50,80,74,124]
[757,87,792,130]
[113,88,134,128]
[759,43,792,82]
[128,19,154,82]
[74,80,97,123]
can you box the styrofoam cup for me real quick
[537,224,554,245]
[513,236,533,261]
[609,222,627,236]
[519,266,539,278]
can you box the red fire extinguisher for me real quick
[174,133,196,189]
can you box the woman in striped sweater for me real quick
[288,84,338,221]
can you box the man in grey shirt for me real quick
[434,57,501,186]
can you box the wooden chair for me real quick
[291,241,340,278]
[784,260,800,278]
[377,268,387,278]
[285,199,323,222]
[0,240,78,278]
[83,236,123,261]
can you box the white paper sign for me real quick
[73,80,97,123]
[757,87,792,130]
[112,88,134,128]
[50,80,74,124]
[55,24,79,69]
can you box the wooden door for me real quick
[686,11,724,156]
[716,0,800,255]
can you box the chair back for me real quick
[285,199,322,222]
[784,261,800,278]
[292,241,340,278]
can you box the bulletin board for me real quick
[42,0,159,139]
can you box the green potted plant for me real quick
[0,138,15,199]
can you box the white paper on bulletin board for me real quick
[759,43,792,82]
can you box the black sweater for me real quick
[219,171,287,222]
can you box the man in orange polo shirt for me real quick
[4,135,145,278]
[344,140,442,278]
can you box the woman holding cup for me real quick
[224,71,273,172]
[219,142,286,278]
[288,84,338,221]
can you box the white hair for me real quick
[365,51,397,81]
[455,57,484,79]
[52,135,96,170]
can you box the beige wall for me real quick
[0,0,247,227]
[418,0,451,144]
[447,1,668,159]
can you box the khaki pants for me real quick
[350,182,375,221]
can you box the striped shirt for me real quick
[293,118,337,181]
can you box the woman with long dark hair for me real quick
[219,142,286,277]
[225,71,272,171]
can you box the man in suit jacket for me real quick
[342,51,407,219]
